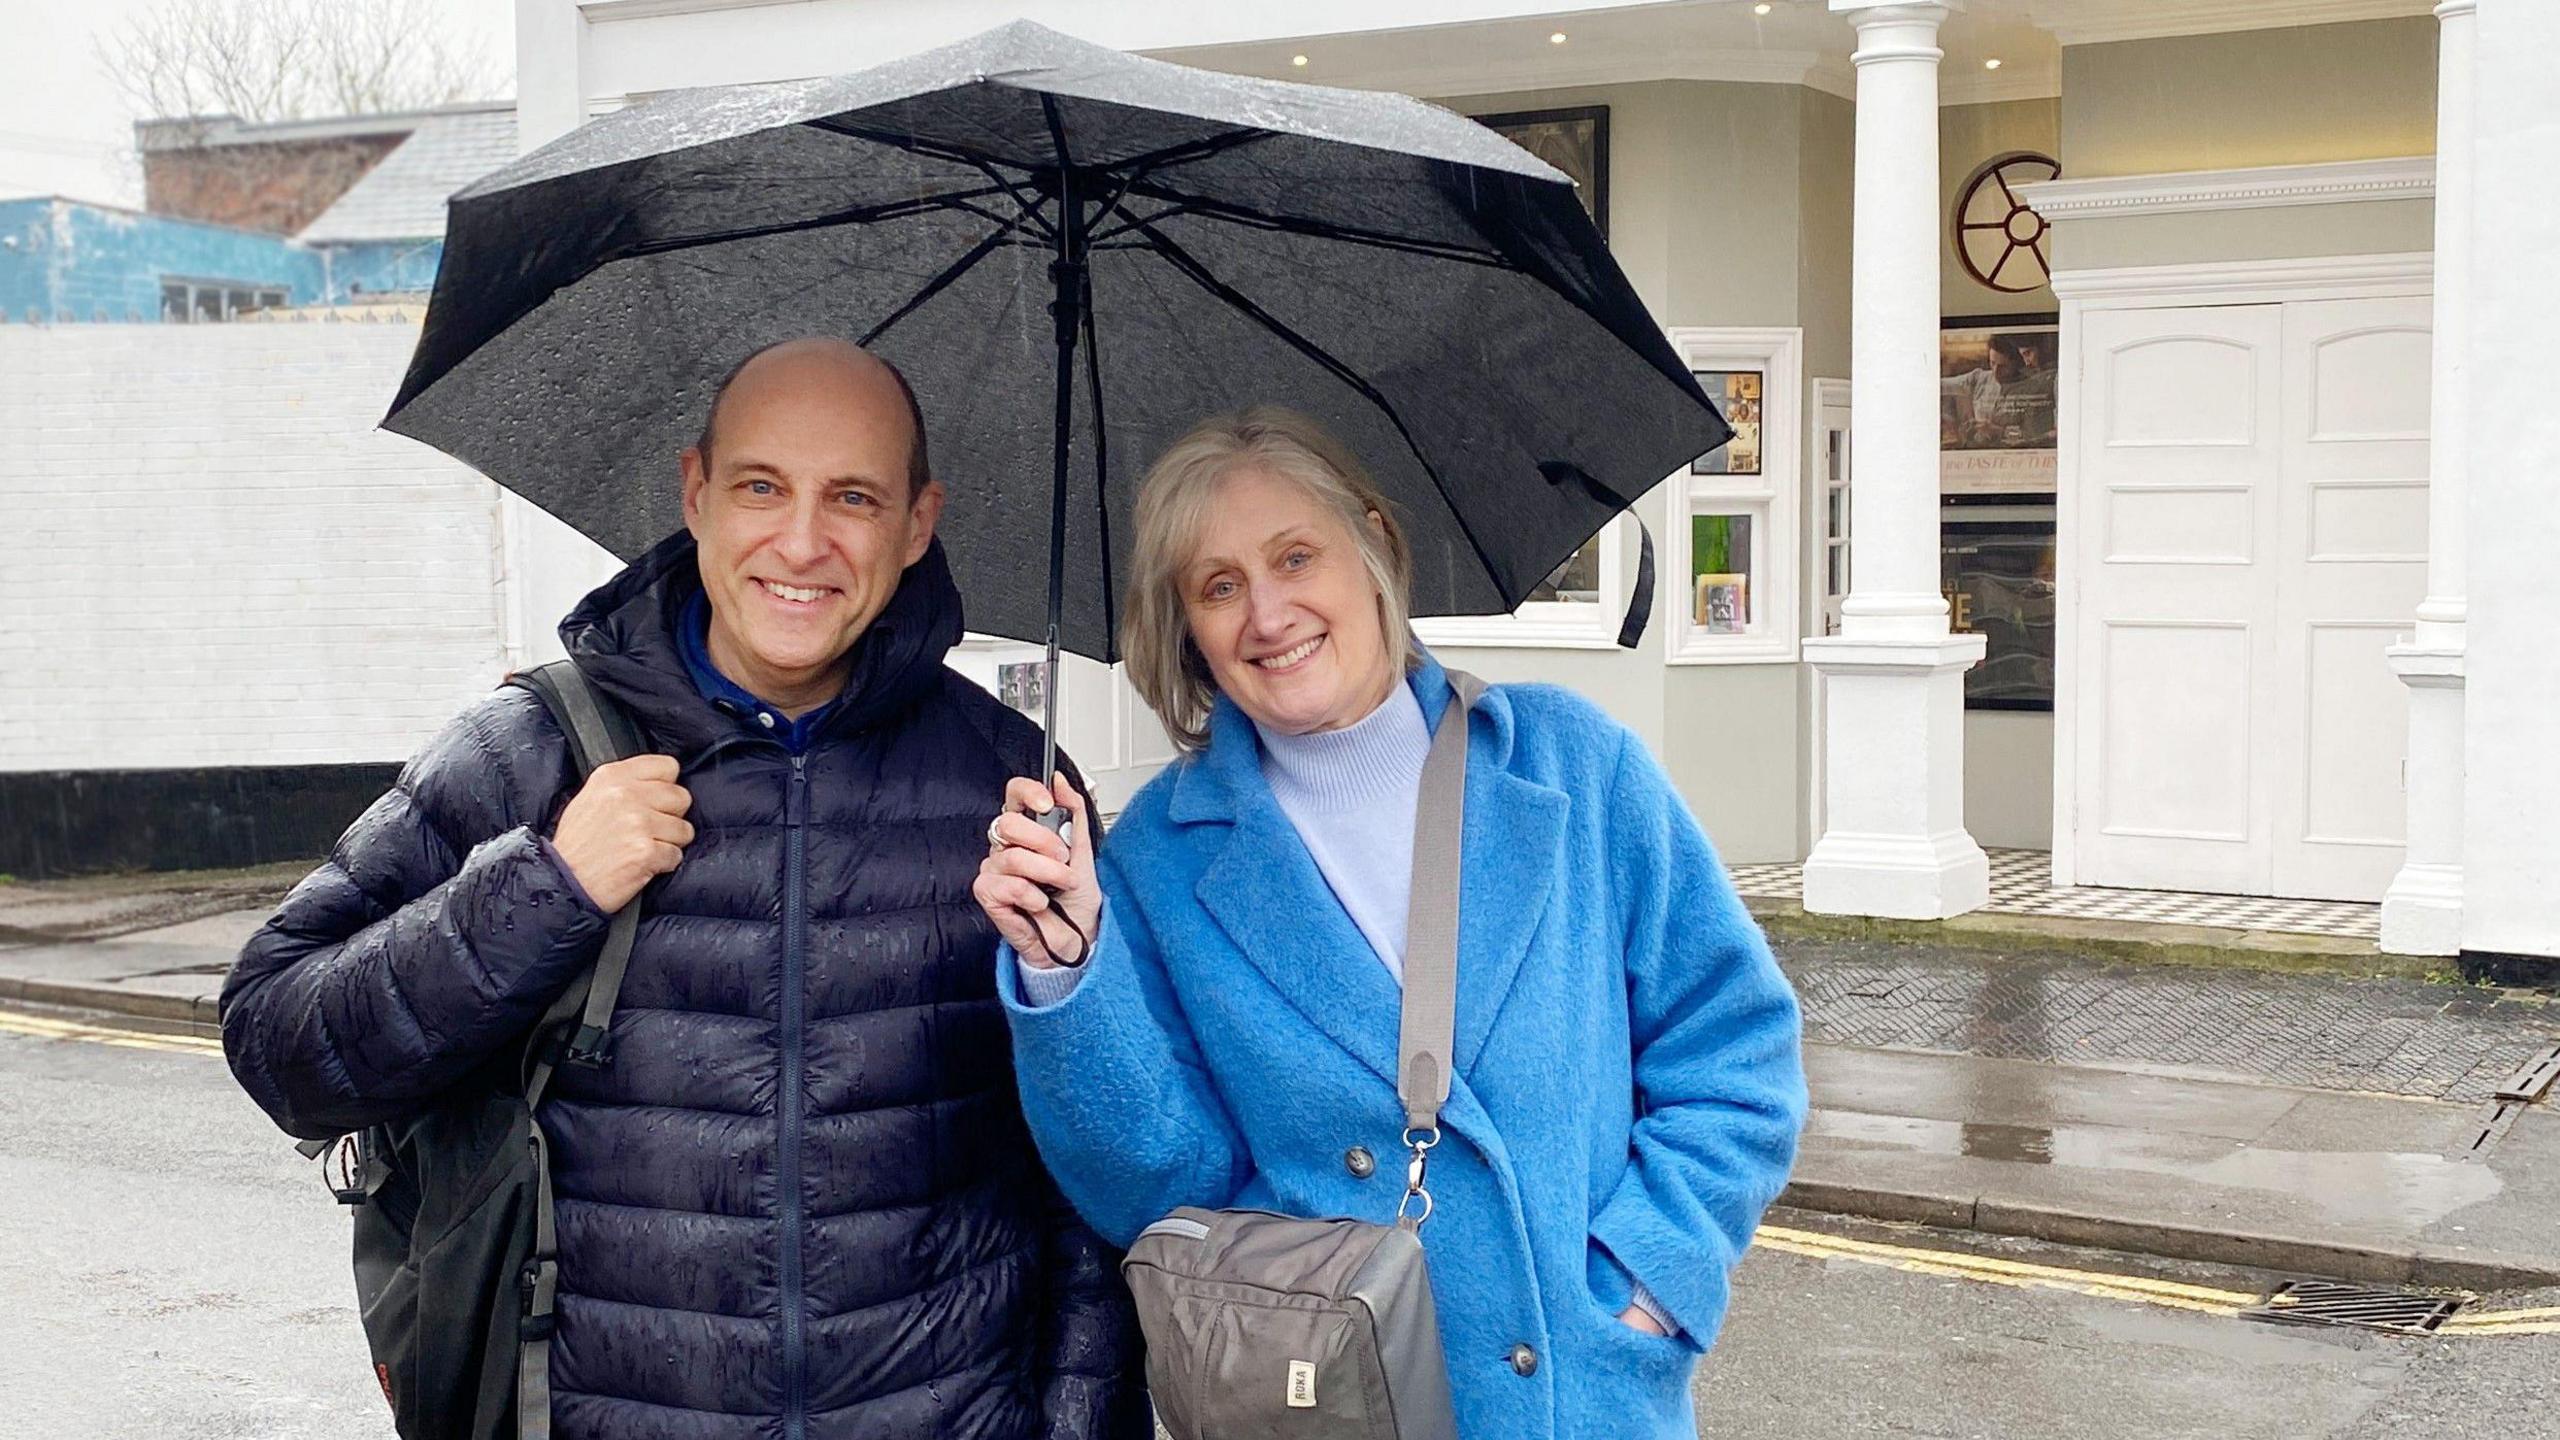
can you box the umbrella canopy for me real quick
[386,19,1729,662]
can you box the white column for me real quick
[1802,0,1989,920]
[2459,0,2560,962]
[495,0,620,669]
[2381,0,2473,956]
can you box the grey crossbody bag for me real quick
[1120,671,1482,1440]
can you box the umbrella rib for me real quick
[856,214,1035,349]
[805,117,1037,175]
[1126,219,1507,596]
[803,117,1059,242]
[1105,127,1283,183]
[959,159,1060,244]
[1097,185,1518,271]
[616,181,1020,259]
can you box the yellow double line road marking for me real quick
[0,1008,223,1056]
[2439,1306,2560,1336]
[1756,1223,2259,1316]
[1758,1223,2560,1335]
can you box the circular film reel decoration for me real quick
[1954,151,2060,294]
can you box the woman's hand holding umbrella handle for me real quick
[974,773,1101,969]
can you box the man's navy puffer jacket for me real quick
[222,533,1148,1440]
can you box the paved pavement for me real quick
[8,1018,2557,1440]
[4,875,2558,1298]
[1789,1042,2560,1290]
[1786,935,2555,1104]
[0,863,307,944]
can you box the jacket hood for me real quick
[557,529,968,756]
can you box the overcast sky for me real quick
[0,0,517,206]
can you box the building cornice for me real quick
[2015,156,2433,221]
[1330,48,1859,104]
[2043,0,2434,46]
[582,0,803,21]
[2049,250,2431,302]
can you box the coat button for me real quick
[1508,1344,1539,1378]
[1345,1146,1376,1179]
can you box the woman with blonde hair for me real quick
[973,405,1804,1440]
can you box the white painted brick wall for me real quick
[0,324,510,771]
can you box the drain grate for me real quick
[2241,1281,2466,1335]
[2494,1043,2560,1104]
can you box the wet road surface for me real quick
[3,1015,2554,1439]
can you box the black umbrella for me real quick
[386,20,1729,781]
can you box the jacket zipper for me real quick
[782,753,809,1440]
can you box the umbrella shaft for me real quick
[1041,167,1088,788]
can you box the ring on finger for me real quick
[986,815,1009,852]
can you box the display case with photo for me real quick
[1473,105,1608,236]
[1940,314,2059,496]
[1666,327,1801,664]
[1412,515,1632,649]
[1942,503,2057,710]
[995,659,1047,722]
[1690,370,1763,475]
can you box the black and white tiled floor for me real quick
[1727,848,2382,941]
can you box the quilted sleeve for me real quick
[219,688,611,1140]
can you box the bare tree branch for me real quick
[96,0,501,125]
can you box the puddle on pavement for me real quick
[1959,1122,2055,1164]
[1812,1109,2502,1228]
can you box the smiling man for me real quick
[221,338,1149,1440]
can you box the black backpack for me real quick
[299,659,644,1439]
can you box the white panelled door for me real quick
[2272,298,2431,899]
[2072,296,2429,901]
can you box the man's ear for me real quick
[904,479,946,565]
[1366,507,1390,540]
[680,446,710,533]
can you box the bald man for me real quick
[224,339,1149,1440]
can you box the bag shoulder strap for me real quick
[508,659,646,1090]
[1396,669,1483,1136]
[502,658,647,1440]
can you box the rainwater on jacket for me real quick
[223,532,1148,1440]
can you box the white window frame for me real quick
[1811,377,1853,639]
[1411,514,1632,650]
[1665,326,1804,665]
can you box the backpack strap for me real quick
[502,658,646,1440]
[510,659,646,1079]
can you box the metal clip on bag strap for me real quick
[505,658,644,1440]
[1395,669,1482,1227]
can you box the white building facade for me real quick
[6,0,2551,969]
[511,0,2553,960]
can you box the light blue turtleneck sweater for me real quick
[1251,683,1435,978]
[1013,683,1426,1000]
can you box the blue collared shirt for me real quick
[674,591,842,754]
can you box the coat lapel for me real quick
[1180,704,1409,1097]
[1415,665,1570,1082]
[1169,662,1572,1121]
[1451,761,1568,1079]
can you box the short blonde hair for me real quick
[1122,407,1415,752]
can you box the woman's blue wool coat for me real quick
[1000,656,1807,1440]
